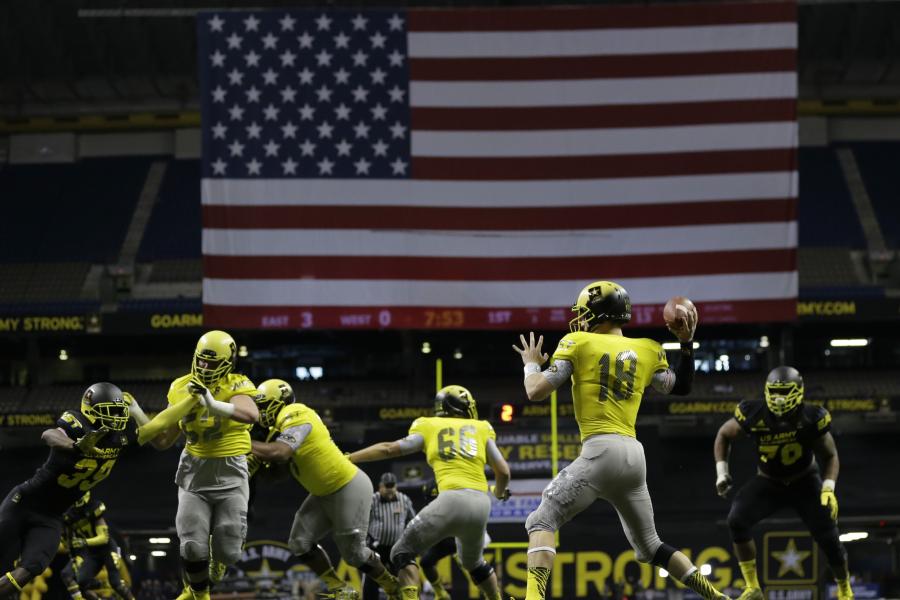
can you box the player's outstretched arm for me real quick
[486,438,511,500]
[137,396,199,446]
[713,419,742,497]
[71,519,110,549]
[513,331,564,402]
[349,434,424,464]
[41,428,76,451]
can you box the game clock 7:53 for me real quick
[424,310,464,328]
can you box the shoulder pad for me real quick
[226,374,256,392]
[169,374,191,392]
[804,404,831,431]
[275,403,306,429]
[734,399,762,425]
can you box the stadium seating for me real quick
[0,158,152,263]
[137,159,201,262]
[846,142,900,249]
[797,147,867,249]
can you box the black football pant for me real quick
[0,484,63,577]
[62,548,126,597]
[362,543,396,600]
[727,472,847,570]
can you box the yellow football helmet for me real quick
[569,280,632,333]
[434,385,478,420]
[764,366,804,417]
[256,379,296,428]
[192,330,236,386]
[81,382,130,431]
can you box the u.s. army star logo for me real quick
[763,531,818,584]
[771,538,811,577]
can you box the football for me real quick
[663,295,696,327]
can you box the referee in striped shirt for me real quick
[363,472,416,600]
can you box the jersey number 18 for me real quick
[598,350,638,401]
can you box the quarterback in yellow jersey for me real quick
[513,281,729,600]
[250,379,399,600]
[350,385,511,600]
[134,331,259,600]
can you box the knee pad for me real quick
[181,538,210,562]
[727,509,752,543]
[335,534,371,568]
[211,523,246,565]
[290,537,316,557]
[650,543,677,568]
[525,504,560,535]
[467,562,495,585]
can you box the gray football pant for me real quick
[525,433,663,562]
[391,488,492,570]
[174,453,249,565]
[288,469,377,568]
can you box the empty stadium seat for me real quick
[798,147,867,249]
[847,142,900,249]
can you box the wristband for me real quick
[716,461,729,478]
[524,362,541,379]
[681,341,694,352]
[822,478,836,492]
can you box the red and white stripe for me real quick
[202,1,798,329]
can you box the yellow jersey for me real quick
[275,403,357,497]
[168,373,257,458]
[552,331,668,440]
[410,416,495,493]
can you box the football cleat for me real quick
[764,366,804,417]
[81,382,130,431]
[738,587,763,600]
[256,379,296,428]
[209,560,227,585]
[174,586,193,600]
[434,385,478,420]
[192,330,237,386]
[569,281,632,333]
[837,579,854,600]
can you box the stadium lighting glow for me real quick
[839,532,869,542]
[59,349,69,361]
[453,349,463,360]
[661,342,699,350]
[830,338,869,347]
[700,564,712,576]
[149,537,171,544]
[421,342,432,354]
[658,568,669,578]
[129,555,137,561]
[151,550,167,557]
[238,344,249,357]
[759,335,770,349]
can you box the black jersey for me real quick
[734,400,832,480]
[21,410,135,514]
[63,496,110,552]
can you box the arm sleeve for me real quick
[137,397,197,445]
[397,433,425,454]
[276,423,313,452]
[486,438,505,467]
[542,359,573,389]
[668,342,695,396]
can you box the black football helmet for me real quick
[569,280,632,333]
[434,385,478,420]
[255,379,296,428]
[81,382,130,431]
[764,366,804,417]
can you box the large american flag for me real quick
[198,3,797,330]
